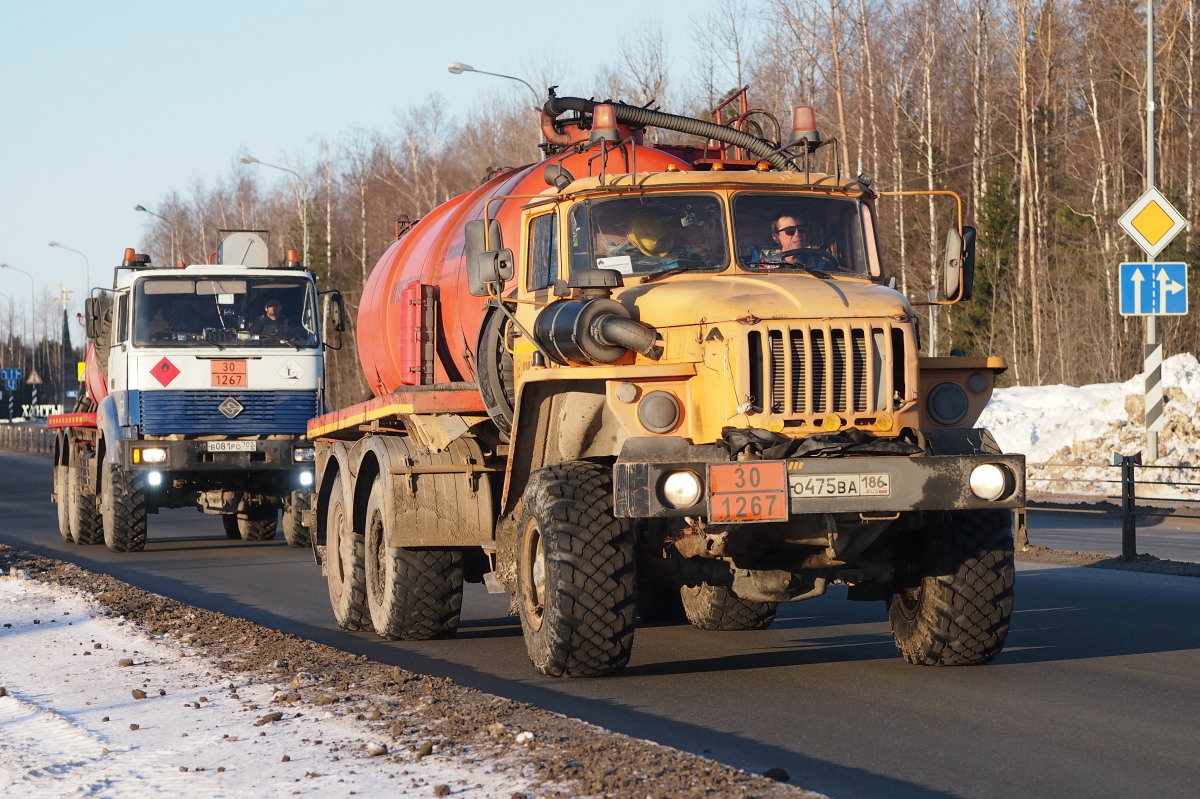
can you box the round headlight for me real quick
[970,463,1012,501]
[638,391,681,434]
[928,382,968,425]
[660,470,702,509]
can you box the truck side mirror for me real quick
[84,297,103,340]
[940,225,976,302]
[321,291,345,350]
[465,219,514,297]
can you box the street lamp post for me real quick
[1,263,37,414]
[239,155,310,267]
[132,205,178,266]
[447,61,545,148]
[47,240,91,303]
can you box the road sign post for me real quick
[1118,188,1188,461]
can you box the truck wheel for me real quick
[237,509,278,542]
[887,508,1015,666]
[517,461,636,677]
[70,461,103,545]
[221,514,241,539]
[364,482,463,640]
[101,460,148,553]
[282,505,310,548]
[55,461,72,542]
[680,583,777,631]
[324,473,368,631]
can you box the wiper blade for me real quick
[746,261,833,279]
[639,264,708,284]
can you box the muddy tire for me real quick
[237,509,278,542]
[282,505,310,548]
[324,473,368,631]
[101,460,148,553]
[517,461,635,677]
[364,481,463,640]
[681,583,777,631]
[888,509,1015,666]
[70,460,103,545]
[55,462,72,542]
[221,513,241,539]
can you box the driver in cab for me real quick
[770,212,812,262]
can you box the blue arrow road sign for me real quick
[1120,262,1189,316]
[0,368,22,381]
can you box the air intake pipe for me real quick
[544,96,795,172]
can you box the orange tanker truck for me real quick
[307,89,1024,677]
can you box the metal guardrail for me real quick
[1026,453,1200,560]
[0,424,54,455]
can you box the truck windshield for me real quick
[732,195,871,276]
[568,195,727,278]
[132,276,319,348]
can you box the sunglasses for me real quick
[773,225,807,236]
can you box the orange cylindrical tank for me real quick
[356,142,693,397]
[83,341,108,405]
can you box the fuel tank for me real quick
[355,143,692,396]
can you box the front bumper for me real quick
[615,452,1025,520]
[121,439,312,475]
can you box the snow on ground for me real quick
[978,352,1200,499]
[0,572,532,798]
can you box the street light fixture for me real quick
[47,240,91,303]
[133,205,178,266]
[239,154,310,268]
[448,61,545,148]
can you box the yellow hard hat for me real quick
[626,208,674,257]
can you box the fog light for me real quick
[147,471,163,487]
[970,463,1012,501]
[293,447,316,463]
[660,470,701,509]
[299,471,314,487]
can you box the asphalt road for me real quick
[2,448,1198,799]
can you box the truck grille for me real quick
[746,321,912,419]
[136,390,321,435]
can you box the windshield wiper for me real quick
[746,261,833,279]
[639,264,710,284]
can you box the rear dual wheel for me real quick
[220,508,278,541]
[70,459,103,545]
[324,472,369,631]
[363,481,463,640]
[681,583,777,631]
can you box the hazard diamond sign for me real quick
[1119,188,1188,258]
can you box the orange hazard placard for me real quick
[708,462,788,522]
[211,360,247,387]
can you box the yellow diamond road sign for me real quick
[1119,188,1187,258]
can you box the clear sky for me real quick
[0,0,725,338]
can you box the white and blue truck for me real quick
[50,231,343,551]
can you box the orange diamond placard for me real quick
[151,357,181,387]
[1119,188,1187,258]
